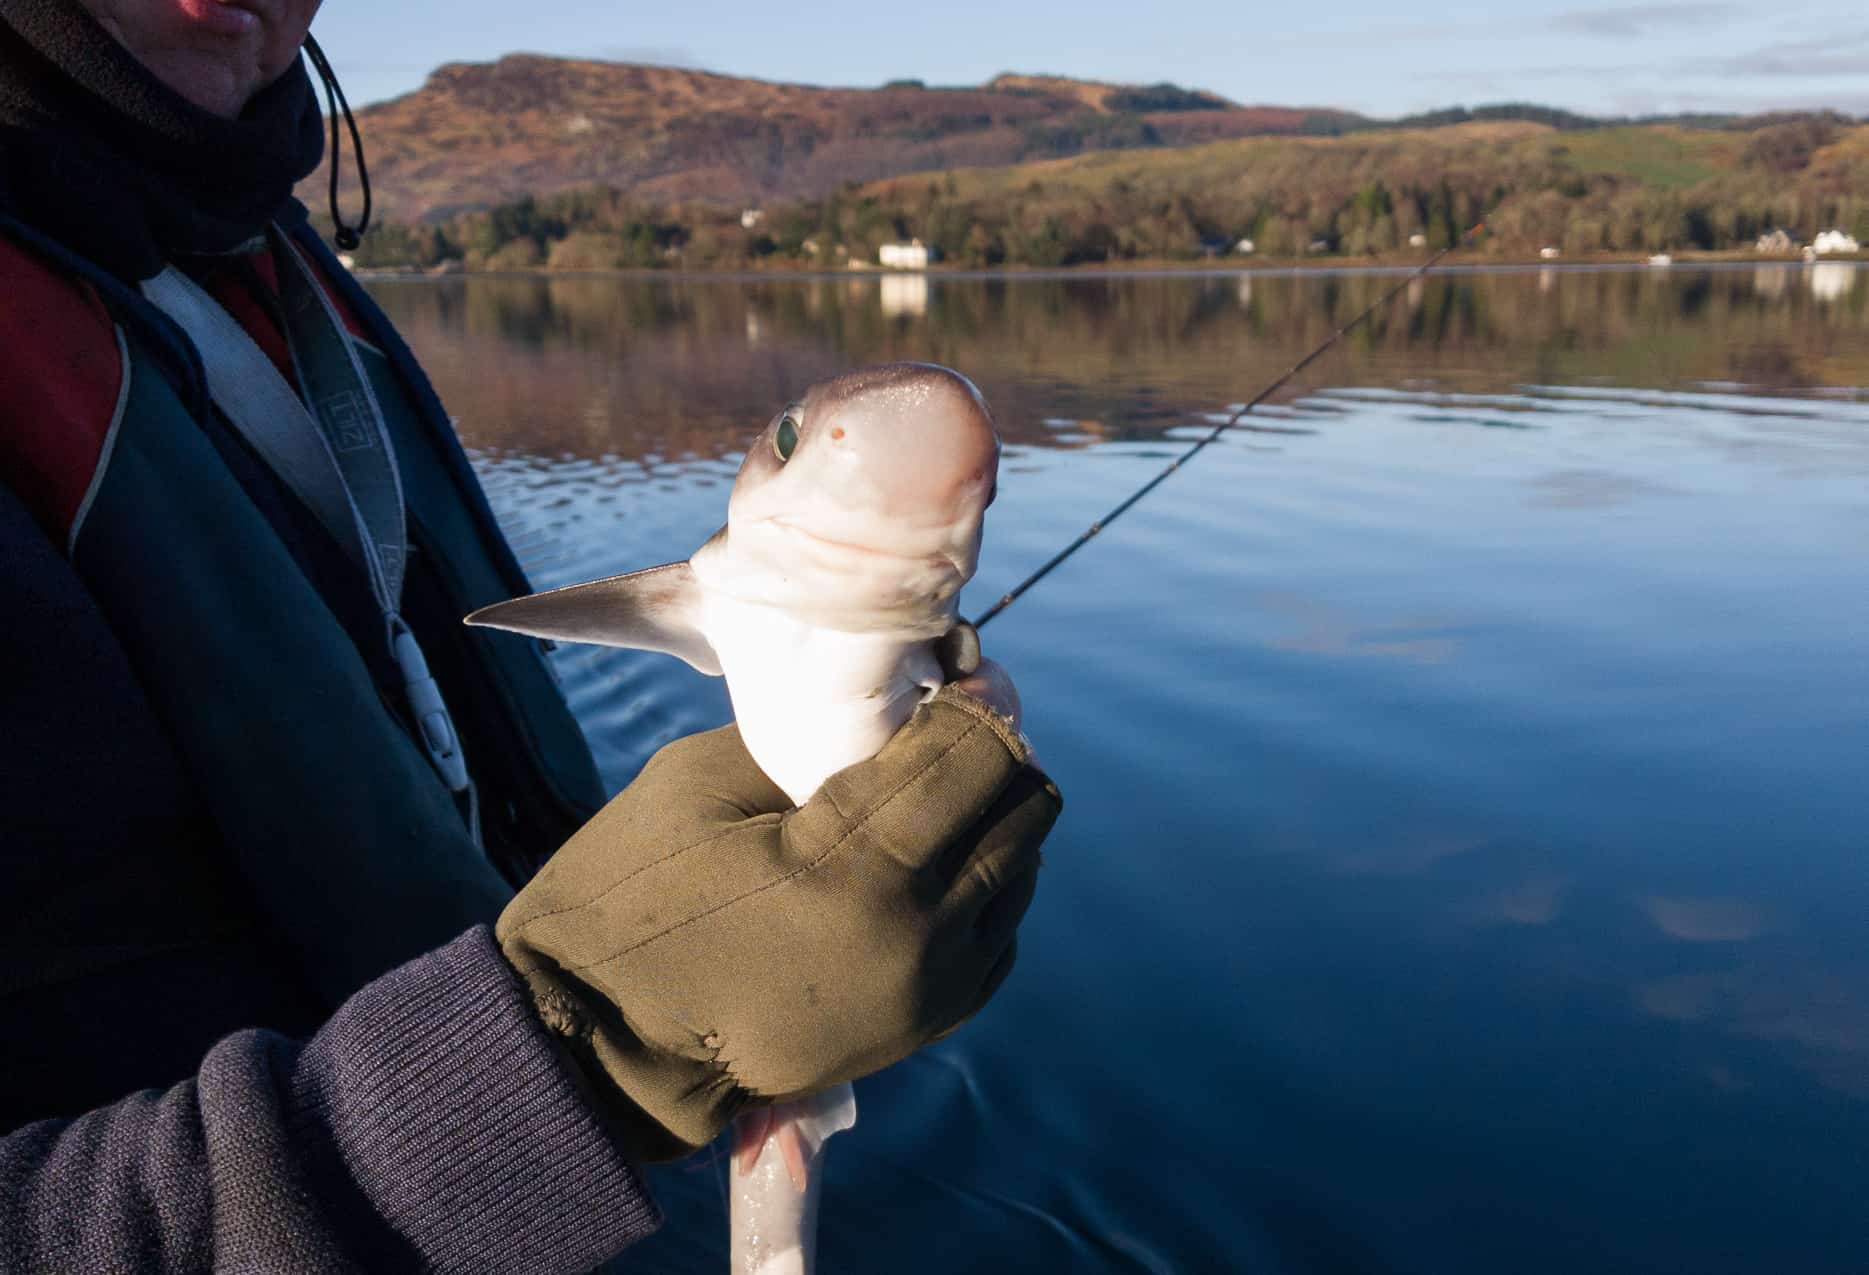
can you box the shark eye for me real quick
[774,413,800,462]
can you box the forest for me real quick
[332,114,1869,273]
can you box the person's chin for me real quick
[167,0,267,40]
[143,44,262,117]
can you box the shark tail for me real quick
[729,1083,859,1275]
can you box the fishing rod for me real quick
[970,222,1487,630]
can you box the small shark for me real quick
[467,361,999,805]
[467,361,1002,1275]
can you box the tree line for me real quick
[334,117,1869,273]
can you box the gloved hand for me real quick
[497,684,1060,1159]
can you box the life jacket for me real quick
[0,205,605,1121]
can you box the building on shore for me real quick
[1807,229,1862,258]
[878,239,931,270]
[1755,228,1797,255]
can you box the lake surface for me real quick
[370,264,1869,1274]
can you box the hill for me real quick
[848,117,1869,261]
[333,110,1869,272]
[298,57,1367,223]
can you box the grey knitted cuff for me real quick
[291,926,660,1272]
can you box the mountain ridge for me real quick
[301,56,1371,222]
[301,54,1862,245]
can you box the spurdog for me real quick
[467,362,1003,1275]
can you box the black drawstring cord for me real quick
[302,34,371,251]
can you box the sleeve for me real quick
[0,928,662,1274]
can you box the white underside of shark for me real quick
[703,589,944,805]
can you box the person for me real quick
[0,1,1060,1270]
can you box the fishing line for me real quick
[971,223,1486,630]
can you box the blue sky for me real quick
[310,1,1869,119]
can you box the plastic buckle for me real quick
[392,626,471,795]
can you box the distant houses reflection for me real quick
[366,267,1869,463]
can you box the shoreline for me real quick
[353,251,1862,283]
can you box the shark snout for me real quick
[725,363,1001,600]
[734,364,999,522]
[834,404,995,517]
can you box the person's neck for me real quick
[0,0,323,279]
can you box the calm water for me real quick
[371,265,1869,1274]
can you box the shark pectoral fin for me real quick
[464,561,723,675]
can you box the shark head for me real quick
[699,362,1000,625]
[465,362,1000,667]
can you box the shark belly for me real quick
[701,591,944,806]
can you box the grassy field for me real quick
[1551,128,1746,189]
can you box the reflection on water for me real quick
[1809,261,1858,304]
[878,271,928,318]
[1642,897,1773,943]
[1638,964,1869,1098]
[380,265,1869,470]
[1473,874,1571,927]
[371,269,1869,1273]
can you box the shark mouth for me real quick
[766,518,961,573]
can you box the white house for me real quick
[1809,229,1861,257]
[878,239,931,269]
[1234,237,1256,255]
[1539,246,1561,260]
[1755,228,1797,255]
[740,208,765,230]
[1408,232,1428,248]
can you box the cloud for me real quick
[1545,3,1741,37]
[1293,5,1735,47]
[1609,85,1869,116]
[1438,63,1645,83]
[594,46,705,69]
[1736,52,1869,75]
[1367,22,1468,42]
[1714,30,1869,76]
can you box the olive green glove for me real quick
[497,686,1060,1159]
